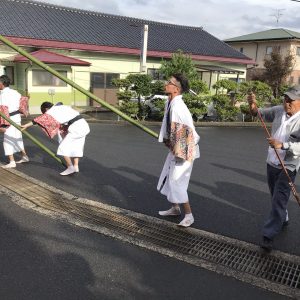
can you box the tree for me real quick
[212,79,237,95]
[190,79,209,95]
[150,80,165,95]
[184,93,208,122]
[238,80,272,107]
[148,98,166,121]
[159,50,199,81]
[212,94,239,121]
[112,78,133,102]
[263,47,294,98]
[111,78,132,91]
[126,74,152,119]
[237,80,273,122]
[159,50,210,121]
[126,73,152,101]
[112,74,153,120]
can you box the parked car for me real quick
[129,96,146,103]
[128,94,168,120]
[145,94,168,105]
[203,102,217,121]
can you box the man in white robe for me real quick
[22,102,90,176]
[0,75,29,168]
[157,74,200,227]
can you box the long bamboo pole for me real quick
[248,89,300,206]
[0,112,66,166]
[0,35,159,139]
[255,108,300,206]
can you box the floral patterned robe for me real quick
[157,95,200,204]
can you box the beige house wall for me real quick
[228,39,300,85]
[289,42,300,70]
[229,40,290,68]
[229,42,259,65]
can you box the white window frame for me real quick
[32,69,68,87]
[266,46,273,55]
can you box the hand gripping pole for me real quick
[256,107,300,206]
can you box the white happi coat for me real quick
[0,87,24,155]
[157,95,200,204]
[47,105,90,157]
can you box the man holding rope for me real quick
[248,86,300,251]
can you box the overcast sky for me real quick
[36,0,300,39]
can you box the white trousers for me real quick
[57,119,90,157]
[3,125,24,155]
[157,152,193,204]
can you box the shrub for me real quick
[149,98,166,121]
[116,90,133,102]
[212,94,239,121]
[118,101,139,119]
[184,93,208,121]
[190,79,209,95]
[212,79,237,95]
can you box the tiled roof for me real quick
[0,0,250,62]
[225,28,300,43]
[12,49,90,65]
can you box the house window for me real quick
[289,76,294,84]
[91,73,119,89]
[298,77,300,84]
[4,66,14,85]
[106,73,120,88]
[229,77,245,83]
[147,68,163,80]
[240,47,244,53]
[91,73,105,88]
[266,46,273,55]
[32,70,67,86]
[297,47,300,56]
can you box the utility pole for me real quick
[130,23,149,73]
[140,24,148,73]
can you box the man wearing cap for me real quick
[248,86,300,251]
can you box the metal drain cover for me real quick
[0,167,300,299]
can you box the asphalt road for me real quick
[0,123,298,299]
[7,123,300,255]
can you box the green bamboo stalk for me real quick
[0,35,159,139]
[0,111,66,166]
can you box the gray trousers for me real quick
[262,164,297,239]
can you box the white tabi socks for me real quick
[178,213,194,227]
[60,166,76,176]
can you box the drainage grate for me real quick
[0,168,300,298]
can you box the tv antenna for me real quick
[270,9,285,26]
